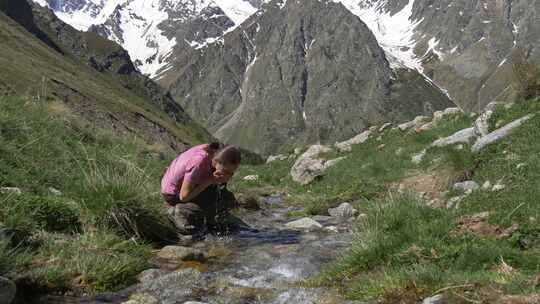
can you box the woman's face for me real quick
[212,159,239,176]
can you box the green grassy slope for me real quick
[232,98,540,302]
[0,96,175,296]
[0,1,212,152]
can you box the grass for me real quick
[231,97,540,301]
[231,111,473,215]
[0,96,175,294]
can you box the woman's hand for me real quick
[212,170,233,184]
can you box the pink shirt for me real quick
[161,144,213,195]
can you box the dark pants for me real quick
[163,185,246,237]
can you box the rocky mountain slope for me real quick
[160,0,454,155]
[32,0,263,77]
[0,0,212,152]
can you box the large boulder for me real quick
[328,203,358,218]
[0,276,16,304]
[285,218,323,230]
[291,145,345,185]
[431,127,476,148]
[472,115,533,153]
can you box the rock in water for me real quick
[0,276,16,304]
[328,203,358,218]
[156,246,205,262]
[472,115,533,153]
[285,218,323,230]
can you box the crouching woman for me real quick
[160,143,246,240]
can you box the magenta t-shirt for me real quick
[161,144,212,195]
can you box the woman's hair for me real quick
[213,144,242,166]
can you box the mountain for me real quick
[159,0,454,155]
[32,0,264,77]
[340,0,540,112]
[0,0,212,152]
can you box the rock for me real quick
[412,149,426,164]
[472,115,533,153]
[0,276,16,304]
[266,154,288,164]
[335,130,372,152]
[417,122,434,132]
[328,203,358,218]
[48,187,62,196]
[138,269,202,303]
[0,187,21,195]
[422,294,444,304]
[122,294,159,304]
[379,123,393,132]
[398,120,416,131]
[433,107,462,124]
[431,127,475,147]
[184,302,209,304]
[324,226,339,233]
[242,175,259,181]
[492,183,506,191]
[291,147,346,185]
[482,181,492,190]
[285,218,323,230]
[473,109,494,137]
[294,148,302,155]
[137,269,167,283]
[156,246,205,262]
[453,181,480,192]
[446,196,465,209]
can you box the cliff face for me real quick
[161,0,453,155]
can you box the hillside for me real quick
[0,0,212,153]
[231,96,540,302]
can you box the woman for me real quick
[161,143,243,239]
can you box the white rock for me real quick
[285,218,323,230]
[266,154,288,164]
[379,123,393,132]
[0,187,21,195]
[431,127,476,148]
[473,110,493,137]
[243,175,259,181]
[300,144,333,159]
[446,196,464,209]
[433,107,462,124]
[472,115,533,153]
[398,120,416,131]
[324,226,339,233]
[482,181,492,190]
[48,187,62,196]
[335,130,372,152]
[328,203,358,218]
[398,115,430,132]
[417,122,434,132]
[423,294,444,304]
[412,149,426,164]
[492,184,506,191]
[453,181,480,191]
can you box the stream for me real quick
[39,198,359,304]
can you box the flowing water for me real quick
[41,200,359,304]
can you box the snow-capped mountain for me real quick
[32,0,262,77]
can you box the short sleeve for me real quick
[184,155,209,185]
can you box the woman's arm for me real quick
[179,178,213,203]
